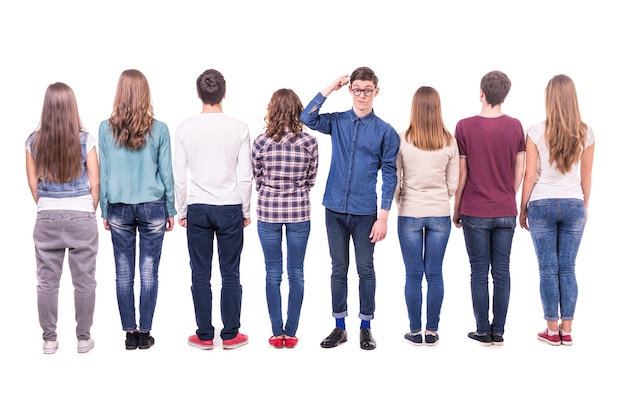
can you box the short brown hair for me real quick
[480,71,511,106]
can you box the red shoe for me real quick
[188,334,214,350]
[269,335,285,349]
[284,336,298,349]
[560,329,573,346]
[537,329,561,346]
[223,332,248,350]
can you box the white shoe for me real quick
[43,340,59,354]
[77,338,94,353]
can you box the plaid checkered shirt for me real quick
[252,130,318,223]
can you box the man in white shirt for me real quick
[174,69,253,350]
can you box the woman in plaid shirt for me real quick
[252,88,319,349]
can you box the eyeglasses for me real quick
[351,87,375,97]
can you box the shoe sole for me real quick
[360,343,376,350]
[405,339,423,346]
[561,340,573,346]
[43,343,59,355]
[223,341,248,350]
[77,341,94,353]
[537,336,561,346]
[188,341,214,350]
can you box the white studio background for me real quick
[1,1,622,416]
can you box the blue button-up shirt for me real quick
[301,92,399,215]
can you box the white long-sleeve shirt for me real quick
[173,113,253,218]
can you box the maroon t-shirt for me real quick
[454,115,525,218]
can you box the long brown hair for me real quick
[108,69,154,150]
[544,74,588,174]
[32,82,83,182]
[264,88,303,141]
[404,86,453,150]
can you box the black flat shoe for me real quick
[320,327,347,348]
[125,331,139,350]
[138,332,155,349]
[360,328,376,350]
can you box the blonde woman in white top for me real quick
[395,86,459,346]
[520,75,594,346]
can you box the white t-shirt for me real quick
[527,121,595,202]
[173,113,253,218]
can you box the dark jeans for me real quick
[325,208,377,321]
[187,204,244,341]
[462,215,516,336]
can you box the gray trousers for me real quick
[33,210,98,341]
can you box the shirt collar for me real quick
[349,108,376,123]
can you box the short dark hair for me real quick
[350,66,378,87]
[197,69,226,105]
[480,71,511,106]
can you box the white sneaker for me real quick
[43,340,59,354]
[77,338,95,353]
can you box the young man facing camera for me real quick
[301,67,400,350]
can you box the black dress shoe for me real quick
[360,328,376,350]
[320,327,347,348]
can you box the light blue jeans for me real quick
[528,199,586,321]
[398,216,451,333]
[258,221,311,337]
[108,198,167,332]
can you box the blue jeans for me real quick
[258,221,311,337]
[398,216,451,333]
[462,215,516,335]
[187,204,244,341]
[528,199,586,321]
[325,209,377,320]
[108,198,166,332]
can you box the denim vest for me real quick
[28,131,91,198]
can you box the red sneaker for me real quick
[284,336,298,349]
[188,334,214,350]
[223,332,248,350]
[537,329,561,346]
[269,335,285,348]
[560,331,573,346]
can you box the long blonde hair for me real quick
[108,69,154,150]
[32,82,83,182]
[544,74,588,174]
[404,86,453,150]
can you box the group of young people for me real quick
[25,66,594,354]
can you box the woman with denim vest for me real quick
[26,82,100,354]
[99,69,176,350]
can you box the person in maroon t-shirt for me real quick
[452,70,526,347]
